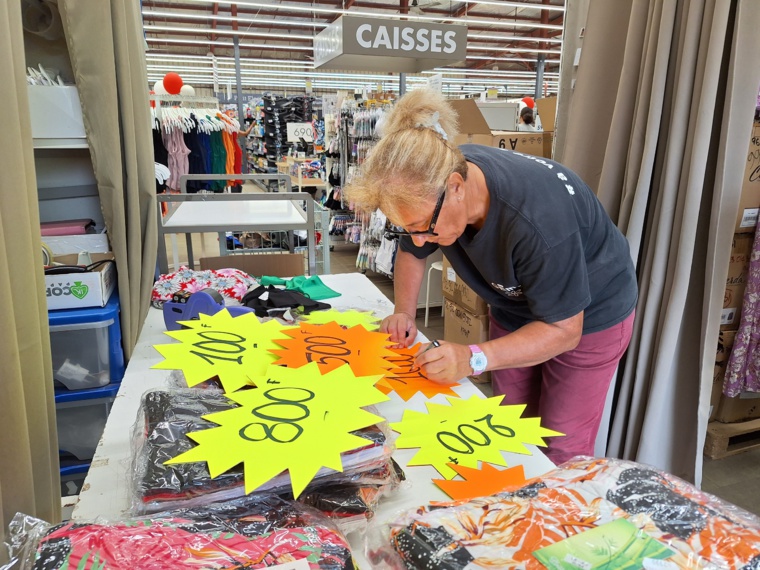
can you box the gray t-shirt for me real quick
[400,145,638,334]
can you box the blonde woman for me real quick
[345,89,637,465]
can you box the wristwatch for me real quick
[468,344,488,375]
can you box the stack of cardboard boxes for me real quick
[449,97,555,160]
[441,257,491,383]
[710,121,760,424]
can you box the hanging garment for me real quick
[724,228,760,396]
[152,122,169,194]
[210,130,227,192]
[162,128,190,191]
[184,116,207,193]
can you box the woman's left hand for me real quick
[414,341,472,385]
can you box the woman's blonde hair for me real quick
[344,88,468,224]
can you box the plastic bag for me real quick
[130,389,397,521]
[3,494,356,569]
[366,456,760,569]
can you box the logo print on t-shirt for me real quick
[492,283,523,298]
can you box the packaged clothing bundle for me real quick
[2,494,356,569]
[151,266,257,305]
[368,457,760,569]
[131,389,399,531]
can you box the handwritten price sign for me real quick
[271,321,395,376]
[166,363,388,497]
[153,310,294,393]
[391,395,562,479]
[376,344,460,401]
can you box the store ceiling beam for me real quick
[466,11,562,70]
[141,1,552,25]
[210,3,218,54]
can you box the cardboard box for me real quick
[443,298,491,384]
[448,98,544,157]
[720,233,753,330]
[200,253,306,277]
[491,131,545,156]
[535,96,557,132]
[711,330,736,421]
[441,256,489,316]
[45,253,116,311]
[444,299,489,345]
[543,131,554,160]
[736,121,760,233]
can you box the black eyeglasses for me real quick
[387,190,446,237]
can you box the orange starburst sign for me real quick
[376,344,461,401]
[433,463,528,501]
[270,321,396,376]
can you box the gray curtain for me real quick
[58,0,156,359]
[558,0,760,483]
[0,0,60,556]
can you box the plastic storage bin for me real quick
[48,294,125,391]
[56,383,119,461]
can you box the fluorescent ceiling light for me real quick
[426,68,559,77]
[146,53,314,67]
[467,45,561,54]
[455,0,564,11]
[145,37,312,51]
[144,24,312,41]
[147,3,564,31]
[143,9,327,29]
[468,33,563,43]
[467,55,560,63]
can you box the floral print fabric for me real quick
[376,457,760,569]
[724,227,760,396]
[151,266,257,304]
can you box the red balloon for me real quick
[163,72,183,95]
[521,96,535,109]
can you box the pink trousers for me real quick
[489,311,635,466]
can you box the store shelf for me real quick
[33,138,88,149]
[290,175,325,188]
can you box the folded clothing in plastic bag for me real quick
[371,457,760,569]
[132,389,397,520]
[4,494,355,570]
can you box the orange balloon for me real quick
[163,72,183,95]
[521,96,535,109]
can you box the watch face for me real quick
[470,353,487,372]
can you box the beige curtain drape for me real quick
[58,0,156,359]
[0,1,60,556]
[557,0,760,483]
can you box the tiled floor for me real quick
[164,233,759,517]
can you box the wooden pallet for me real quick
[704,418,760,460]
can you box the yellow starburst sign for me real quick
[271,321,396,376]
[153,309,295,393]
[302,308,381,330]
[391,395,563,479]
[165,363,389,497]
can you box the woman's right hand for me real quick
[380,312,417,348]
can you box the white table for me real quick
[74,273,554,567]
[157,184,318,275]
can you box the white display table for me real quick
[73,273,554,567]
